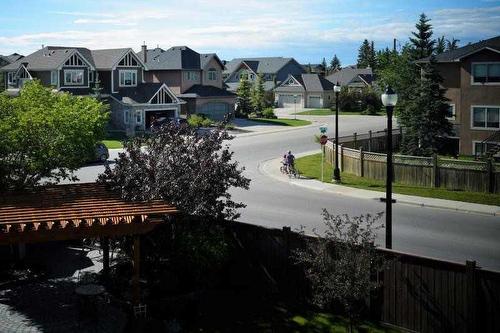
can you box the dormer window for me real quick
[119,70,137,87]
[472,63,500,84]
[208,68,217,81]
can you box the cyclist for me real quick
[286,151,295,174]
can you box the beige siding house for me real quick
[274,74,335,108]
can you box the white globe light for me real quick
[381,86,398,107]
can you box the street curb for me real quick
[259,154,500,217]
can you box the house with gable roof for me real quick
[274,73,335,108]
[137,45,236,120]
[1,46,183,134]
[223,57,305,92]
[325,66,375,92]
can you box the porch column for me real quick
[132,235,141,305]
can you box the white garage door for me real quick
[308,96,322,108]
[278,94,302,108]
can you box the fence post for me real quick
[353,132,357,149]
[466,260,477,332]
[487,158,495,193]
[360,147,364,177]
[368,130,372,152]
[432,154,440,188]
[340,144,344,171]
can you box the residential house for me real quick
[1,46,183,134]
[416,35,500,156]
[301,63,326,75]
[223,57,305,92]
[0,53,23,91]
[137,45,235,120]
[325,66,374,92]
[274,74,335,108]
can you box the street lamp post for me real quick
[381,86,398,249]
[333,82,341,183]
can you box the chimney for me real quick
[141,42,147,63]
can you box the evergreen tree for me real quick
[321,58,327,75]
[435,36,446,54]
[330,54,341,72]
[399,55,453,156]
[446,38,460,51]
[236,74,252,117]
[251,74,266,113]
[409,13,435,61]
[357,39,375,68]
[306,63,312,74]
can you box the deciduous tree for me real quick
[98,122,250,221]
[0,80,108,191]
[293,210,386,332]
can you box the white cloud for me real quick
[1,1,499,59]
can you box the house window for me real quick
[446,104,456,120]
[472,106,500,129]
[249,73,255,80]
[7,72,15,84]
[474,142,500,156]
[184,71,199,81]
[64,69,84,85]
[136,110,142,125]
[89,71,94,83]
[472,63,500,84]
[208,69,217,81]
[119,70,137,87]
[50,71,58,85]
[124,110,130,125]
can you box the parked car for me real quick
[92,143,109,163]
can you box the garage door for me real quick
[308,96,321,108]
[278,94,302,108]
[198,102,231,121]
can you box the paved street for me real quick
[73,115,500,271]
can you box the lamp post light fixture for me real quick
[381,86,398,249]
[333,82,342,183]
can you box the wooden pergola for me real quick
[0,182,178,304]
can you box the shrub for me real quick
[262,107,277,119]
[188,114,213,128]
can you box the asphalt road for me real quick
[73,115,500,271]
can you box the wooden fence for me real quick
[230,221,500,333]
[325,140,500,194]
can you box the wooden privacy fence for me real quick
[325,140,500,193]
[230,221,500,333]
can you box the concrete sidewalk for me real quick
[260,151,500,216]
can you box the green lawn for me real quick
[291,312,401,332]
[102,139,123,149]
[296,153,500,206]
[250,118,312,126]
[294,108,385,116]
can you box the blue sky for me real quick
[0,0,499,65]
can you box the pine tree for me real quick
[400,55,453,156]
[236,74,252,117]
[251,74,266,113]
[435,36,446,54]
[357,39,375,68]
[446,38,460,51]
[321,58,327,76]
[409,13,435,61]
[330,54,341,72]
